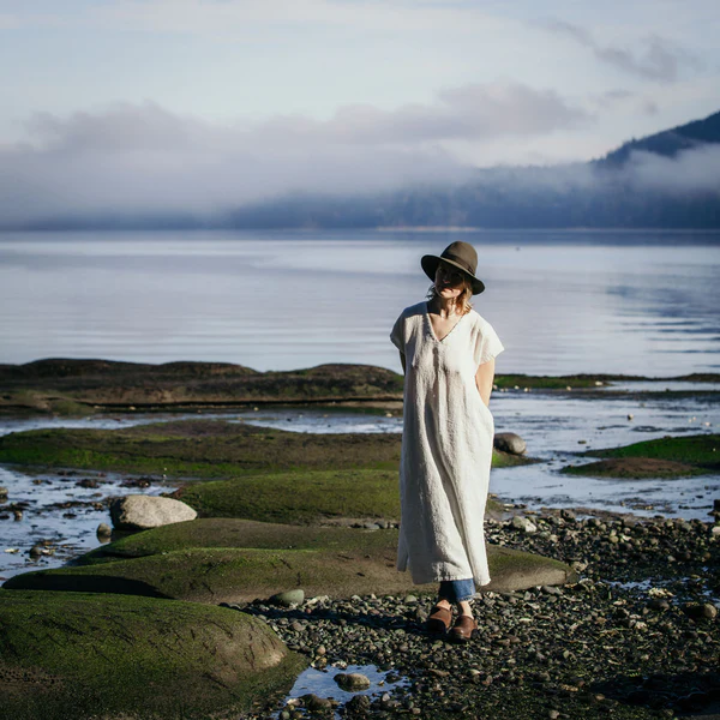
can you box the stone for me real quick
[0,486,7,500]
[302,693,332,710]
[269,589,305,607]
[512,516,537,534]
[0,589,305,718]
[682,602,718,620]
[109,494,197,531]
[346,695,371,712]
[494,432,527,456]
[96,522,112,538]
[541,585,562,595]
[335,672,372,691]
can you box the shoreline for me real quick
[1,357,719,418]
[1,440,718,718]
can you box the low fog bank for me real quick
[1,100,719,230]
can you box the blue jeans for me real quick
[438,578,476,603]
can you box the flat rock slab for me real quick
[4,518,576,603]
[0,419,527,492]
[82,518,405,562]
[564,433,720,478]
[562,456,704,479]
[0,359,404,413]
[0,589,305,720]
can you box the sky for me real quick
[0,0,719,223]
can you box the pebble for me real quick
[230,508,720,720]
[269,589,305,607]
[512,516,537,533]
[335,672,371,691]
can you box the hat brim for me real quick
[421,255,485,295]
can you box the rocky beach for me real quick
[0,359,718,719]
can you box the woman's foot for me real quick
[425,603,453,634]
[448,613,477,643]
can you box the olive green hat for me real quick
[421,241,485,295]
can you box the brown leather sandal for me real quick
[448,613,478,643]
[425,604,453,634]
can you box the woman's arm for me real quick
[474,357,495,407]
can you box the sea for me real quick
[1,228,719,376]
[1,229,720,578]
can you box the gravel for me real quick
[231,509,720,719]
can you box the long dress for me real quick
[390,301,504,587]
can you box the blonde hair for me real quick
[426,276,474,315]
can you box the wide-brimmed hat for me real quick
[421,241,485,295]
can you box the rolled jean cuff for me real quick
[438,578,476,603]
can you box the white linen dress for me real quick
[390,301,504,587]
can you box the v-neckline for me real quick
[425,302,466,343]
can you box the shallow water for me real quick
[0,385,718,579]
[282,663,409,718]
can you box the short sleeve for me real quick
[390,312,405,351]
[474,322,504,366]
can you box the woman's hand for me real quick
[475,358,495,407]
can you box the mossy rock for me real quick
[563,434,720,478]
[0,418,523,479]
[80,518,404,563]
[561,457,705,479]
[176,469,399,524]
[0,589,306,720]
[174,469,506,524]
[4,520,576,602]
[0,420,401,478]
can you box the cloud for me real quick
[0,84,587,223]
[623,145,720,194]
[1,88,716,228]
[542,19,699,82]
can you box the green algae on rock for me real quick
[173,468,507,524]
[0,418,527,482]
[80,518,411,563]
[562,433,720,478]
[4,520,576,603]
[0,589,306,720]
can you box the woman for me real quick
[390,241,504,643]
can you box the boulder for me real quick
[494,432,527,456]
[110,494,197,531]
[4,519,576,602]
[0,589,305,720]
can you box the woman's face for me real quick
[434,261,467,301]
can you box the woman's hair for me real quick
[426,275,474,315]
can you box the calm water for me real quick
[0,229,719,375]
